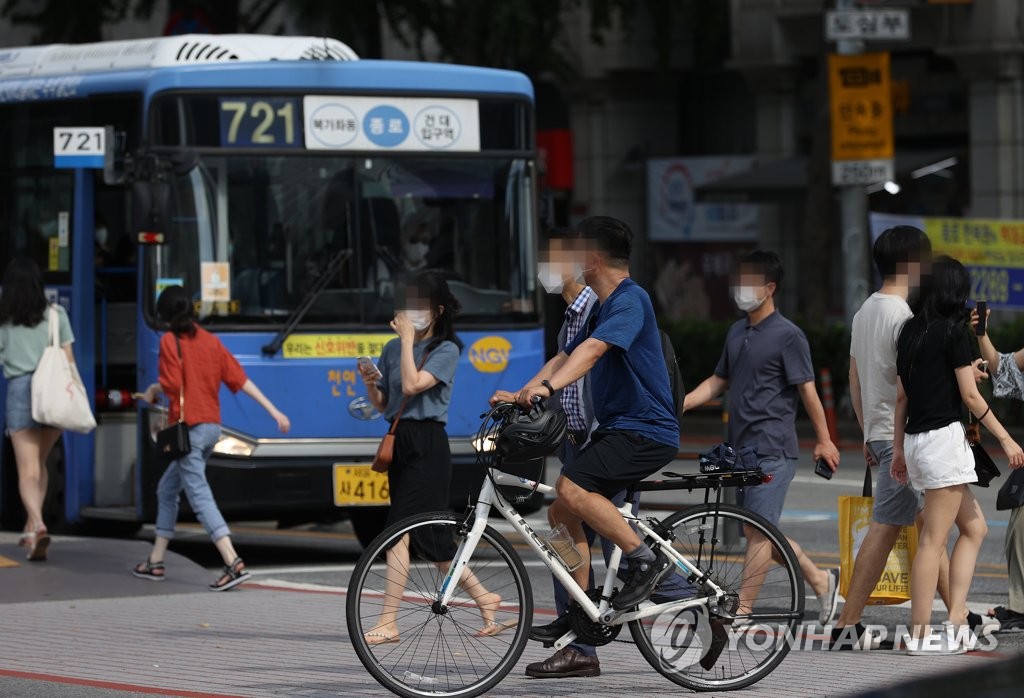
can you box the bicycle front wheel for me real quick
[630,502,804,692]
[347,511,532,698]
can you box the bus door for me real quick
[84,178,141,524]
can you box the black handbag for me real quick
[965,418,1001,488]
[156,336,191,460]
[997,468,1024,511]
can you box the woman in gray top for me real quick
[0,258,76,561]
[974,304,1024,631]
[358,272,511,644]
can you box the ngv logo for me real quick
[468,336,511,373]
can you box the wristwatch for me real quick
[541,379,555,397]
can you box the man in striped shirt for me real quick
[497,232,609,678]
[558,281,596,448]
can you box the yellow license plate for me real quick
[333,464,390,506]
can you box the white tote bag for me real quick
[31,306,96,434]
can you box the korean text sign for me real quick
[829,52,893,161]
[870,212,1024,310]
[303,96,480,152]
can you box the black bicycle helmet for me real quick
[496,408,567,461]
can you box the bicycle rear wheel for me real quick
[347,511,532,698]
[630,503,804,692]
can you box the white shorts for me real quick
[904,422,977,491]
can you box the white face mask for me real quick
[537,263,564,294]
[95,226,109,247]
[404,242,429,265]
[537,261,585,295]
[733,285,767,313]
[404,309,432,331]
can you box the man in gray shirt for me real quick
[685,250,842,625]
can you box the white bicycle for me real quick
[347,402,805,697]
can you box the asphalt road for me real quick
[3,440,1023,697]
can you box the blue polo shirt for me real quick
[714,311,815,459]
[565,278,679,448]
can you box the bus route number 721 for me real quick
[218,96,302,149]
[53,126,108,168]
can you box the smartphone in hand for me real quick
[976,300,987,336]
[814,457,833,480]
[357,356,382,380]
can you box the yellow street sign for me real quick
[829,52,893,162]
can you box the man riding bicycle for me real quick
[491,216,680,642]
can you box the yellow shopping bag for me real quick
[838,466,918,605]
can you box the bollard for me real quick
[820,367,839,446]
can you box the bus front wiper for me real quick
[261,247,353,356]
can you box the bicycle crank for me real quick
[568,587,623,647]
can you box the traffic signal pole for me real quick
[836,0,871,328]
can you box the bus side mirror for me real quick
[130,150,197,243]
[132,180,170,243]
[102,127,127,186]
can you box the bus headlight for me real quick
[213,435,256,457]
[472,435,497,453]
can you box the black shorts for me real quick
[387,419,456,561]
[561,430,678,499]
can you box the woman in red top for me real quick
[133,286,290,591]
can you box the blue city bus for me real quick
[0,35,542,545]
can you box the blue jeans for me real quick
[5,374,42,432]
[155,423,230,542]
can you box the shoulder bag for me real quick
[997,467,1024,511]
[31,305,96,433]
[372,350,430,473]
[156,335,191,460]
[965,414,1001,487]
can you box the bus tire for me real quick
[350,508,390,549]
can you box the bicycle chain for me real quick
[567,588,623,646]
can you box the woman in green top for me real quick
[0,258,76,561]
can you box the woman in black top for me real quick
[894,257,1024,654]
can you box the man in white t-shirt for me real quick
[833,226,941,649]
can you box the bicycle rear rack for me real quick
[635,468,769,493]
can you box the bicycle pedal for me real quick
[700,618,729,670]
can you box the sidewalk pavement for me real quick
[1,534,1018,697]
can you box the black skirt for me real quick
[387,420,456,561]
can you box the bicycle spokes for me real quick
[631,504,804,691]
[348,514,532,697]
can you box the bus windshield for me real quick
[145,154,537,327]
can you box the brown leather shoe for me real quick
[525,647,600,678]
